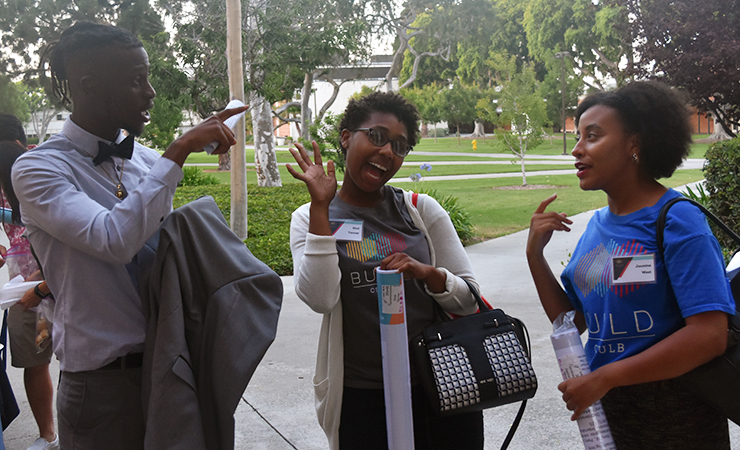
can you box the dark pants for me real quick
[57,367,145,450]
[339,385,484,450]
[601,378,729,450]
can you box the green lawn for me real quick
[184,133,711,165]
[183,135,709,241]
[417,134,712,158]
[203,164,573,184]
[397,170,705,241]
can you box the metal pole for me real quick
[226,0,248,238]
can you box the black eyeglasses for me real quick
[352,128,412,158]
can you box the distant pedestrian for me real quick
[526,81,733,449]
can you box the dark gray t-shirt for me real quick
[330,186,436,389]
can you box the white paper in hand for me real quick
[203,99,247,154]
[0,275,42,310]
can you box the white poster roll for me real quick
[376,269,415,450]
[551,311,616,450]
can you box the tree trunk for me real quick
[386,42,405,92]
[301,72,313,141]
[218,153,231,171]
[315,75,342,125]
[519,134,527,186]
[32,109,60,145]
[521,157,527,186]
[709,112,734,141]
[250,93,282,187]
[470,120,485,138]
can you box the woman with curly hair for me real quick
[527,81,733,449]
[288,91,484,449]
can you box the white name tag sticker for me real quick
[612,254,656,285]
[330,220,363,241]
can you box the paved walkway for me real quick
[1,181,736,449]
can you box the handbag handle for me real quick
[460,278,532,450]
[462,278,492,312]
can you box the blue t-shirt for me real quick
[561,189,735,370]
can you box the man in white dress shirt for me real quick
[11,22,246,450]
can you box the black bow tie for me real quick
[94,134,134,166]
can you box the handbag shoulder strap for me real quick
[656,196,740,259]
[657,196,740,341]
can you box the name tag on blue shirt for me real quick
[612,254,656,285]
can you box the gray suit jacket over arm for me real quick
[141,196,283,450]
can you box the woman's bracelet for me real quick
[33,284,49,299]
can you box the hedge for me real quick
[173,184,310,276]
[173,184,475,276]
[704,137,740,256]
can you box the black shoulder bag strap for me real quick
[656,196,740,343]
[656,197,740,254]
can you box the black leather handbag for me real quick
[657,197,740,425]
[410,280,537,449]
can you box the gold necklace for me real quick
[100,158,128,199]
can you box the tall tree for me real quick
[0,0,164,79]
[402,83,445,141]
[267,0,369,141]
[480,62,548,186]
[524,0,633,89]
[0,76,29,121]
[368,0,463,92]
[138,33,189,151]
[0,0,172,144]
[395,0,498,90]
[163,0,369,185]
[630,0,740,138]
[440,80,479,146]
[23,79,61,144]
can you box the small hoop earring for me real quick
[632,153,639,164]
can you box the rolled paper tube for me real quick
[551,311,617,450]
[376,269,414,450]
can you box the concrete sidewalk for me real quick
[2,196,738,449]
[231,208,738,449]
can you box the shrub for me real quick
[413,188,476,245]
[703,137,740,255]
[173,184,310,275]
[428,127,449,138]
[306,112,345,173]
[179,166,219,187]
[683,183,709,205]
[173,184,476,275]
[242,185,310,275]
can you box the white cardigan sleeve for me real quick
[289,203,342,314]
[410,192,479,316]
